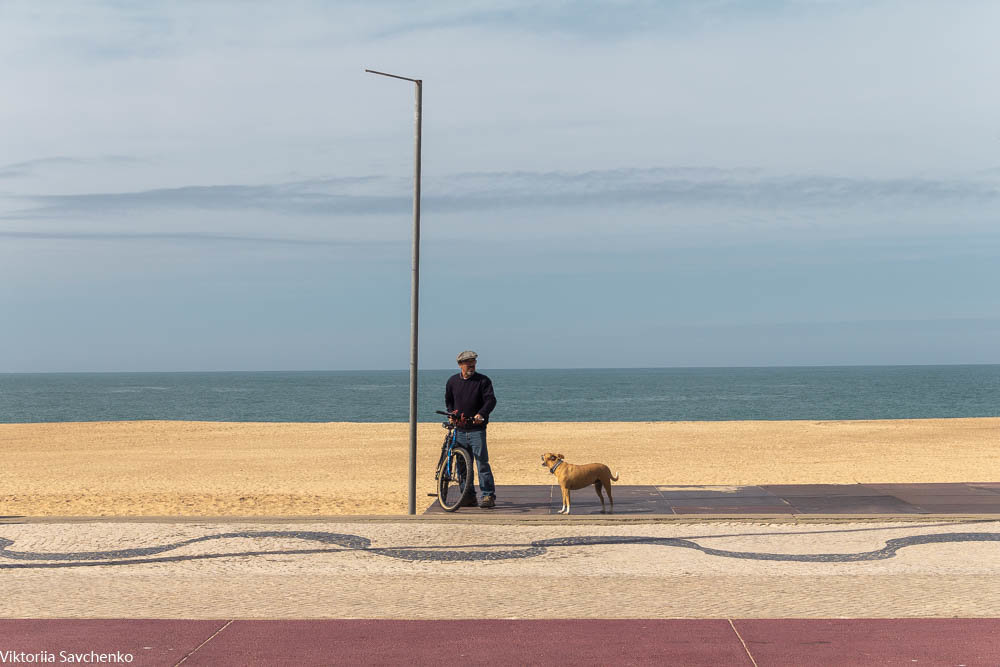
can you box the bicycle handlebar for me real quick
[436,409,479,427]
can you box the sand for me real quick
[1,419,998,516]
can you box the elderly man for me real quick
[445,350,498,508]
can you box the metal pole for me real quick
[365,68,422,515]
[409,80,422,516]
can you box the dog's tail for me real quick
[611,471,619,482]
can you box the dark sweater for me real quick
[445,372,497,431]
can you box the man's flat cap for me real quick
[456,350,478,362]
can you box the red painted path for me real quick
[2,619,999,666]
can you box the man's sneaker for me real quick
[478,496,496,509]
[459,496,478,507]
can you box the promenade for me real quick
[3,483,1000,664]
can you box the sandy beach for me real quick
[1,418,997,516]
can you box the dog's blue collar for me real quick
[549,459,563,474]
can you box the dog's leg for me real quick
[605,476,614,514]
[595,480,606,513]
[558,486,569,514]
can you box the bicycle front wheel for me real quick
[438,446,474,512]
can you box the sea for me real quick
[1,365,998,423]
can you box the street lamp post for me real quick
[365,68,422,515]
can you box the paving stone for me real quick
[890,494,1000,505]
[670,505,797,514]
[657,485,777,499]
[665,496,792,509]
[184,619,750,666]
[909,503,1000,513]
[866,483,1000,497]
[734,618,1000,666]
[762,484,888,497]
[0,619,222,666]
[781,495,925,514]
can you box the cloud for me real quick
[369,0,856,40]
[0,157,83,179]
[1,175,398,218]
[4,168,997,221]
[445,168,1000,209]
[0,230,404,247]
[0,155,145,179]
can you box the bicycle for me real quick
[432,409,476,512]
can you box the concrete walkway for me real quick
[424,482,1000,515]
[4,483,1000,665]
[3,618,1000,666]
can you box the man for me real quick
[445,350,497,508]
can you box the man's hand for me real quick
[473,414,484,424]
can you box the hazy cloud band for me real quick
[4,168,998,219]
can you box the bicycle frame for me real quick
[435,424,459,482]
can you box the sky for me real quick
[2,0,999,372]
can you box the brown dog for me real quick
[541,452,619,514]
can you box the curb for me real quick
[4,513,1000,525]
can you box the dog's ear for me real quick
[556,453,563,460]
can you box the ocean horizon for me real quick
[2,364,998,424]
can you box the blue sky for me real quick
[2,0,998,372]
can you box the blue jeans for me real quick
[455,429,495,499]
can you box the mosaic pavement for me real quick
[2,518,1000,618]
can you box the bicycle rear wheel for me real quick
[438,446,474,512]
